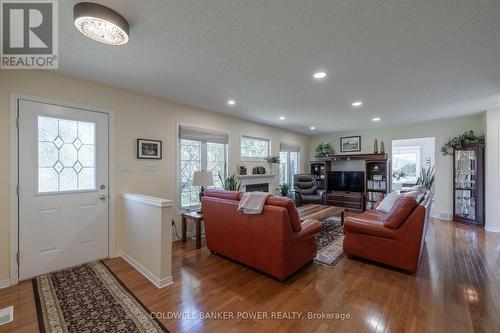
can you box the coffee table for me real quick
[297,204,345,224]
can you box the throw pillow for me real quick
[376,192,400,213]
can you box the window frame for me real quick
[240,134,271,161]
[279,150,300,188]
[392,145,421,184]
[177,130,229,212]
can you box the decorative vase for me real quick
[374,139,378,153]
[380,141,385,153]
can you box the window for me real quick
[179,126,228,209]
[392,146,421,185]
[279,143,300,188]
[241,135,270,159]
[38,116,96,193]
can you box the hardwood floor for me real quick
[1,218,499,332]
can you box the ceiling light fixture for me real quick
[372,117,381,122]
[279,116,286,120]
[227,99,236,106]
[352,101,363,107]
[313,72,327,79]
[74,2,130,46]
[310,126,316,130]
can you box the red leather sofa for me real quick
[343,188,433,273]
[201,190,322,281]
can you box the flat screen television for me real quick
[328,171,365,193]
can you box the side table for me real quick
[181,211,203,249]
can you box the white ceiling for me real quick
[57,0,500,134]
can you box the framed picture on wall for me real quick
[340,136,361,152]
[137,139,162,159]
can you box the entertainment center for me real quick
[310,153,390,212]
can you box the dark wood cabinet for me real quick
[310,160,331,190]
[325,192,364,212]
[453,144,484,227]
[365,159,391,210]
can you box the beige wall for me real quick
[0,70,310,282]
[309,115,485,219]
[485,108,500,232]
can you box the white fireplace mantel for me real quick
[238,174,276,191]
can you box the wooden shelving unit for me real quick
[312,153,389,211]
[365,159,391,210]
[310,160,331,190]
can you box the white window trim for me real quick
[240,134,271,161]
[392,145,421,183]
[176,123,230,214]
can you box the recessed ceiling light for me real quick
[313,72,327,79]
[279,116,286,120]
[372,117,381,122]
[227,99,236,106]
[310,126,316,130]
[352,101,363,107]
[74,2,129,46]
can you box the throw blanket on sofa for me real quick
[238,192,272,215]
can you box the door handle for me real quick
[99,194,107,201]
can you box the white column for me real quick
[120,193,174,287]
[485,109,500,232]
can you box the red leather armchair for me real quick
[202,190,322,281]
[343,190,433,273]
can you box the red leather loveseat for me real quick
[343,188,433,273]
[201,190,322,281]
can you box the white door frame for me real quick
[9,93,116,286]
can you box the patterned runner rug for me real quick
[314,216,345,267]
[32,261,169,333]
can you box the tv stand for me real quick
[324,191,364,212]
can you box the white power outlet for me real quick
[0,306,13,326]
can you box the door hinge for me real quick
[16,117,20,128]
[16,185,20,196]
[16,252,19,265]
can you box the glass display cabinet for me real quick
[453,144,484,227]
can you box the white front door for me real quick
[18,100,109,280]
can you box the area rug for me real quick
[314,216,345,267]
[32,261,169,333]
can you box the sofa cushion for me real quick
[360,210,386,222]
[300,194,323,203]
[297,184,318,194]
[205,189,241,201]
[383,196,418,229]
[266,196,302,232]
[376,192,400,213]
[344,217,397,239]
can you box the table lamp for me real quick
[192,170,214,213]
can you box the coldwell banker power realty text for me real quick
[1,0,58,69]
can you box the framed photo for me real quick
[340,136,361,152]
[137,139,162,159]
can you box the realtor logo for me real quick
[1,0,58,69]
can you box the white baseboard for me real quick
[0,279,10,289]
[435,211,452,220]
[117,251,173,289]
[485,225,500,233]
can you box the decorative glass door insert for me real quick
[38,116,96,193]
